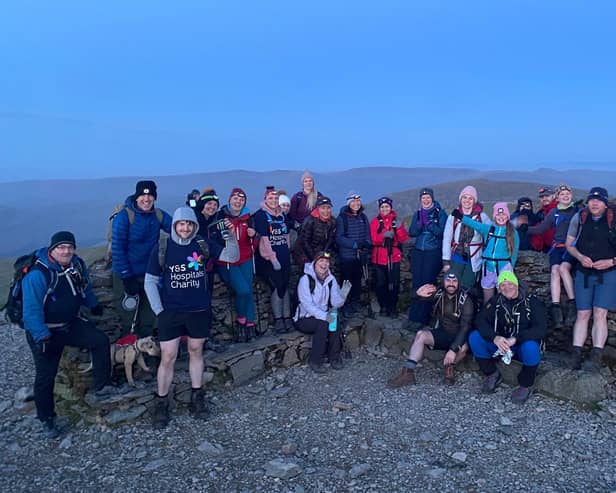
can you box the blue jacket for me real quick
[409,201,448,251]
[22,248,98,342]
[462,217,520,273]
[335,206,371,262]
[111,195,172,278]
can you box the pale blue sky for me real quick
[1,1,615,181]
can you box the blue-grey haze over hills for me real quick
[1,166,615,258]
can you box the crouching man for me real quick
[144,207,213,428]
[388,271,474,388]
[22,231,110,439]
[468,271,546,403]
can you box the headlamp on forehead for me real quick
[497,208,505,214]
[347,194,361,200]
[557,185,572,192]
[445,272,458,280]
[232,191,246,198]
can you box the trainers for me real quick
[235,321,248,343]
[283,318,294,332]
[151,396,170,429]
[42,417,61,439]
[481,371,502,393]
[188,389,209,420]
[274,318,287,335]
[330,359,344,370]
[309,361,327,374]
[387,367,416,388]
[511,386,532,404]
[443,365,456,385]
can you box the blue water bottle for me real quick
[328,309,338,332]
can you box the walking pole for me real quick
[248,216,262,335]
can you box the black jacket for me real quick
[476,291,546,342]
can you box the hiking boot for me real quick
[235,321,248,343]
[511,386,532,404]
[92,384,125,398]
[330,359,344,370]
[582,351,602,372]
[481,371,502,393]
[387,367,416,388]
[550,304,564,329]
[274,318,286,335]
[309,361,327,374]
[188,389,209,420]
[571,350,583,371]
[564,300,577,327]
[443,364,456,385]
[283,318,295,332]
[151,396,170,429]
[42,417,61,439]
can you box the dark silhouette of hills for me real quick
[0,166,614,257]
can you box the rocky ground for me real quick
[1,322,616,493]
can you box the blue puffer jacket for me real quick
[409,201,448,251]
[111,195,172,278]
[335,206,371,262]
[22,248,98,342]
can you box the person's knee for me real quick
[592,307,608,321]
[558,264,570,276]
[576,310,592,322]
[160,348,178,367]
[519,341,541,366]
[187,340,204,358]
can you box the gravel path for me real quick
[1,321,615,493]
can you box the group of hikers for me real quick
[14,172,616,437]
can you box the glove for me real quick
[451,209,463,221]
[383,231,394,239]
[90,304,104,316]
[37,336,51,354]
[340,280,352,300]
[123,276,140,296]
[518,223,529,233]
[360,241,371,250]
[271,258,282,271]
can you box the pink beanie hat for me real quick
[493,202,511,220]
[459,185,478,203]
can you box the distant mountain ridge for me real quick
[1,166,614,257]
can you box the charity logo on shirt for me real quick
[168,250,206,289]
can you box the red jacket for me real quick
[531,200,557,252]
[215,207,255,266]
[370,211,409,265]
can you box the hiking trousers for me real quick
[375,263,401,313]
[217,260,256,322]
[26,318,111,421]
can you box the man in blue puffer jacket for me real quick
[111,180,172,336]
[22,231,112,439]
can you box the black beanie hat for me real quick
[49,231,76,250]
[587,186,609,205]
[135,180,158,199]
[517,197,533,208]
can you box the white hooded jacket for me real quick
[293,261,346,322]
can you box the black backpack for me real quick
[2,253,54,328]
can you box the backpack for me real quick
[105,205,164,262]
[576,205,616,249]
[450,211,484,259]
[2,253,85,328]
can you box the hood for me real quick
[303,259,335,284]
[311,207,333,222]
[171,207,199,245]
[221,204,251,218]
[379,210,398,220]
[35,247,76,272]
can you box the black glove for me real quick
[360,241,371,250]
[451,209,463,221]
[123,276,140,296]
[518,223,529,233]
[90,304,104,316]
[37,336,51,354]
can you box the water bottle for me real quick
[328,309,338,332]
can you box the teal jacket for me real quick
[462,217,519,273]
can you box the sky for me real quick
[1,1,615,182]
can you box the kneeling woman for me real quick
[144,207,212,428]
[294,252,352,373]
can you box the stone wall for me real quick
[53,250,616,424]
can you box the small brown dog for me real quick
[111,335,161,386]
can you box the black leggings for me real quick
[295,317,341,364]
